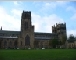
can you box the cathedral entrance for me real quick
[25,35,30,48]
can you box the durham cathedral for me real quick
[0,11,75,49]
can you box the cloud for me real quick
[13,1,22,6]
[66,6,76,20]
[70,13,76,20]
[56,1,68,5]
[32,12,64,33]
[39,1,68,13]
[13,1,19,6]
[40,2,56,13]
[68,7,76,20]
[44,2,56,9]
[11,9,22,17]
[0,6,21,31]
[66,6,76,12]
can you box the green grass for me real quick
[0,49,76,60]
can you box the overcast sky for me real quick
[0,1,76,37]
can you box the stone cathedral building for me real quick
[0,11,67,49]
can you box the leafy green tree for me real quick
[68,34,75,42]
[61,35,67,45]
[51,38,59,48]
[49,40,52,48]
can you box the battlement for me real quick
[52,22,66,34]
[55,23,66,26]
[23,10,31,13]
[21,10,31,19]
[52,23,66,29]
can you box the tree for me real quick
[68,34,75,42]
[51,38,59,48]
[49,40,52,48]
[61,35,67,45]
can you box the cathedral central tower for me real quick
[21,11,31,31]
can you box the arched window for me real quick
[14,40,17,46]
[25,35,30,46]
[25,22,28,30]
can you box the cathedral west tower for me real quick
[18,11,35,49]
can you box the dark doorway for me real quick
[14,40,17,48]
[25,35,30,46]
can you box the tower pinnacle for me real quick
[1,26,2,30]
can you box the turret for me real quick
[1,26,2,30]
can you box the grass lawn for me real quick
[0,49,76,60]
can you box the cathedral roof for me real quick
[0,30,57,40]
[0,30,20,34]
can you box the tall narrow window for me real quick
[25,35,30,46]
[14,41,17,46]
[4,41,7,46]
[40,41,43,48]
[14,40,17,48]
[25,22,28,30]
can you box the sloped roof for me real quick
[0,30,55,36]
[0,30,57,40]
[0,30,20,34]
[0,36,18,39]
